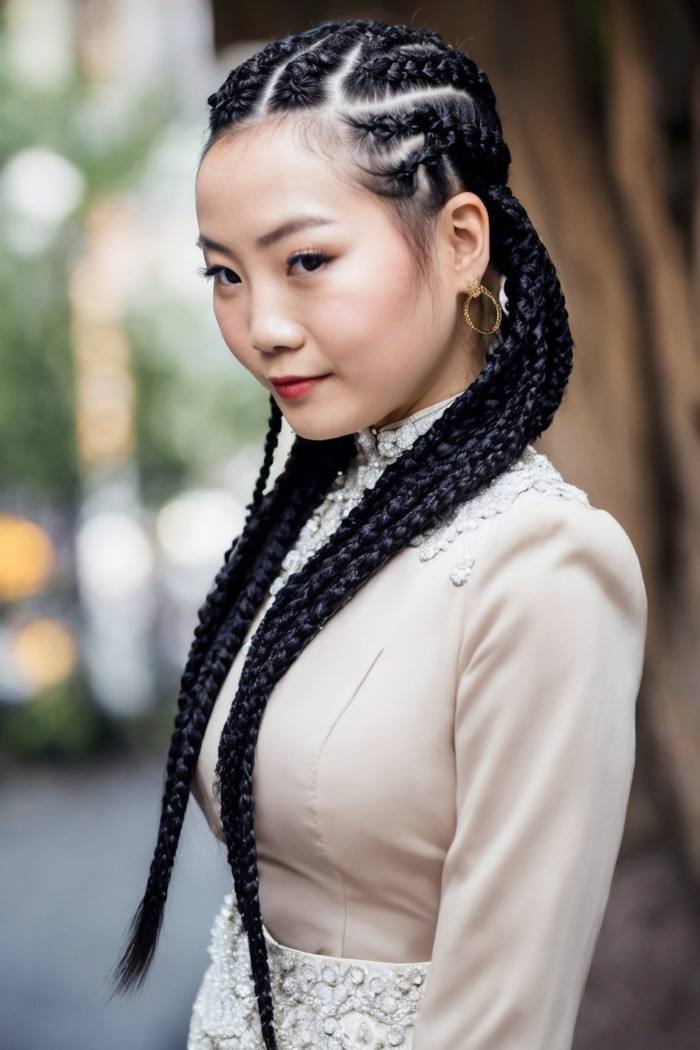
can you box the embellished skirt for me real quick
[187,891,431,1050]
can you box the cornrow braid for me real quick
[348,105,511,186]
[349,46,475,94]
[112,17,576,1050]
[207,22,340,123]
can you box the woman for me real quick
[110,17,648,1050]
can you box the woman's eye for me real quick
[197,264,239,287]
[287,250,330,275]
[197,250,330,288]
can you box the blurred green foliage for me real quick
[127,307,266,507]
[0,21,266,512]
[0,247,81,504]
[0,48,166,506]
[0,676,105,758]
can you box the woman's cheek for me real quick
[315,278,386,343]
[211,318,245,370]
[213,303,241,354]
[213,295,230,335]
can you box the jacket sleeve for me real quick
[411,496,648,1050]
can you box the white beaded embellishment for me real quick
[268,396,459,600]
[409,444,591,586]
[238,398,591,659]
[187,892,430,1050]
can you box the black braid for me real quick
[251,395,283,508]
[207,22,340,124]
[111,17,576,1050]
[107,402,347,995]
[349,106,511,186]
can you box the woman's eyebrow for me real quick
[196,215,336,255]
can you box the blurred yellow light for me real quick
[0,514,55,601]
[69,271,136,465]
[13,618,77,689]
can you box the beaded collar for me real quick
[353,391,462,466]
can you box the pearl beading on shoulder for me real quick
[187,892,429,1050]
[410,445,591,585]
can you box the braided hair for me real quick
[109,17,575,1049]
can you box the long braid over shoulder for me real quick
[110,17,575,1049]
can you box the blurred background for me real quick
[0,1,698,1048]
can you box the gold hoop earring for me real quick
[463,274,502,335]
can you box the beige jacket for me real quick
[192,413,647,1050]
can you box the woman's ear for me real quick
[438,191,491,293]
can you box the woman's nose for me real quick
[248,297,305,353]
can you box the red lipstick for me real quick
[270,374,329,400]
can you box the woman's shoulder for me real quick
[438,446,649,681]
[481,448,643,580]
[414,444,646,612]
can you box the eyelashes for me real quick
[197,249,332,288]
[197,264,237,287]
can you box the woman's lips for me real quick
[271,375,329,400]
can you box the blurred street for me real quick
[0,755,231,1050]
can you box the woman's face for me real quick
[195,119,490,439]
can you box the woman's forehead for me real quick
[198,130,335,201]
[195,134,384,240]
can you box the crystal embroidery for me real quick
[187,892,430,1050]
[238,399,592,660]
